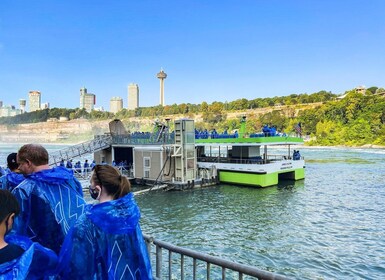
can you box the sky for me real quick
[1,0,385,111]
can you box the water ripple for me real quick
[137,148,385,279]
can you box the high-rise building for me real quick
[29,91,41,112]
[19,99,26,113]
[0,106,21,117]
[110,97,123,114]
[41,102,50,109]
[156,69,167,106]
[128,83,139,110]
[0,101,3,108]
[80,87,95,112]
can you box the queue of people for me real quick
[0,144,153,279]
[62,158,131,176]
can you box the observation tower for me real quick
[156,69,167,106]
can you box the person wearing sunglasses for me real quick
[58,164,153,279]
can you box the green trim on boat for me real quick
[219,168,305,187]
[294,168,305,180]
[195,136,304,145]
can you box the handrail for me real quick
[143,234,290,280]
[48,134,112,166]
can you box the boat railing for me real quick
[111,134,175,145]
[143,234,290,280]
[198,156,266,165]
[198,155,301,165]
[116,165,134,177]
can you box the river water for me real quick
[1,144,384,279]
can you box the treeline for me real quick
[0,108,115,125]
[1,88,385,146]
[0,90,335,125]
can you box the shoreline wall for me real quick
[0,119,110,143]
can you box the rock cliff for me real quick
[0,119,110,143]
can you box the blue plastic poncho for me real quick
[58,193,153,280]
[0,172,25,191]
[11,167,86,254]
[0,235,58,280]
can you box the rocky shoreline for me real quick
[1,118,384,149]
[0,119,109,144]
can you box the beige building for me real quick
[80,87,95,112]
[110,97,123,114]
[128,83,139,110]
[0,106,21,117]
[41,102,50,109]
[19,99,26,113]
[29,91,41,112]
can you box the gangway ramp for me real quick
[49,134,112,166]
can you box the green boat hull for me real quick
[218,168,305,187]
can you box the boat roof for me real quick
[195,136,304,146]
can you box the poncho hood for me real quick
[86,193,140,234]
[26,166,74,184]
[0,234,58,278]
[7,172,25,186]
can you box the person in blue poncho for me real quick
[58,164,153,280]
[0,153,25,192]
[11,144,86,255]
[0,189,58,279]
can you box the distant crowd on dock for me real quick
[57,158,131,175]
[195,128,239,139]
[194,124,288,139]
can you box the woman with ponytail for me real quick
[58,165,153,279]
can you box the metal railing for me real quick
[143,234,290,280]
[48,134,112,166]
[111,134,175,145]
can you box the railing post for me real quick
[207,262,210,280]
[156,245,162,279]
[193,258,197,280]
[181,254,184,280]
[168,251,172,280]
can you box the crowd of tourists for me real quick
[0,144,152,279]
[57,158,131,176]
[195,128,239,139]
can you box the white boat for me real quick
[195,134,305,187]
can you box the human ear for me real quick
[94,185,102,200]
[8,213,15,228]
[95,185,102,193]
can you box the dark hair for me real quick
[7,153,18,171]
[0,190,20,223]
[17,144,49,166]
[92,165,131,200]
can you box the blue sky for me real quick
[1,0,384,111]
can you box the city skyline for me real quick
[1,1,385,110]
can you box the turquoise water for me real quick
[1,145,385,279]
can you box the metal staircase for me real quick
[48,134,112,166]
